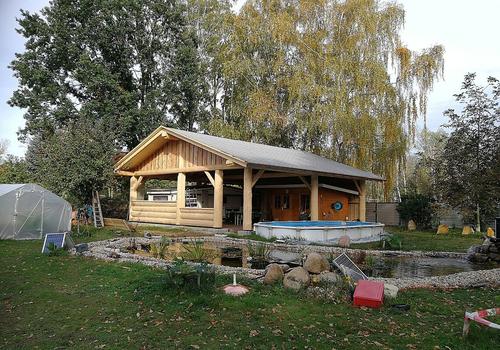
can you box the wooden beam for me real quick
[204,171,215,187]
[252,169,265,187]
[255,184,307,189]
[213,170,223,228]
[129,176,145,220]
[319,183,358,195]
[133,164,241,176]
[298,176,311,190]
[176,173,186,225]
[358,180,367,222]
[243,167,253,231]
[115,170,134,176]
[353,180,361,192]
[132,176,144,191]
[310,174,319,221]
[224,171,306,181]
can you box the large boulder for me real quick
[338,235,351,248]
[384,284,399,299]
[318,271,342,285]
[278,264,290,273]
[303,253,330,273]
[436,224,449,235]
[283,267,310,290]
[487,227,495,238]
[407,220,417,231]
[263,263,284,285]
[462,225,473,235]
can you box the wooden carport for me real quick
[114,127,384,231]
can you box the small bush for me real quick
[165,259,216,291]
[397,193,435,229]
[46,242,68,257]
[380,232,402,250]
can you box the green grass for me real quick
[351,227,485,253]
[227,232,276,242]
[1,235,499,349]
[71,225,211,244]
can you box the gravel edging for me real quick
[372,268,500,290]
[77,237,265,279]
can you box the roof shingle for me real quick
[167,128,383,181]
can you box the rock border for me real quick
[73,236,499,290]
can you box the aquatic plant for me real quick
[247,242,271,262]
[150,236,170,259]
[183,240,215,263]
[364,254,376,269]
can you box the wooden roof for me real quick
[114,126,384,181]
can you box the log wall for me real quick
[129,200,177,224]
[129,200,215,227]
[179,207,214,227]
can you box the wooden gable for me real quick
[134,139,227,172]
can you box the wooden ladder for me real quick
[92,190,104,228]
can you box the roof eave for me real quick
[246,163,385,181]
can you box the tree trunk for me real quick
[476,203,481,232]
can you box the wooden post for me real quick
[213,170,223,228]
[129,176,145,219]
[176,172,186,225]
[359,180,367,222]
[243,167,253,231]
[310,174,319,221]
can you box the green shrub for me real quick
[380,233,402,250]
[397,193,435,229]
[166,259,215,291]
[46,242,68,257]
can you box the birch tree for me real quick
[208,0,444,197]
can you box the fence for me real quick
[365,202,468,228]
[366,202,400,226]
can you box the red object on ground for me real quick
[353,280,384,308]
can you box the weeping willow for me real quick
[207,0,444,198]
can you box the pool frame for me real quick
[254,221,385,243]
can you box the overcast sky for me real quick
[1,0,499,157]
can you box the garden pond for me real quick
[122,237,496,279]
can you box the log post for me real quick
[213,170,223,228]
[358,180,367,222]
[129,176,145,219]
[176,172,186,225]
[310,174,319,221]
[243,167,253,231]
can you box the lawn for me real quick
[1,232,499,349]
[351,227,485,253]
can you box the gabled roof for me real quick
[115,126,384,181]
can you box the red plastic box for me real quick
[353,280,384,308]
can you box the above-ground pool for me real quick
[254,220,384,243]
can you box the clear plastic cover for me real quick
[0,184,72,240]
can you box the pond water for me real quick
[365,256,492,279]
[124,239,495,279]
